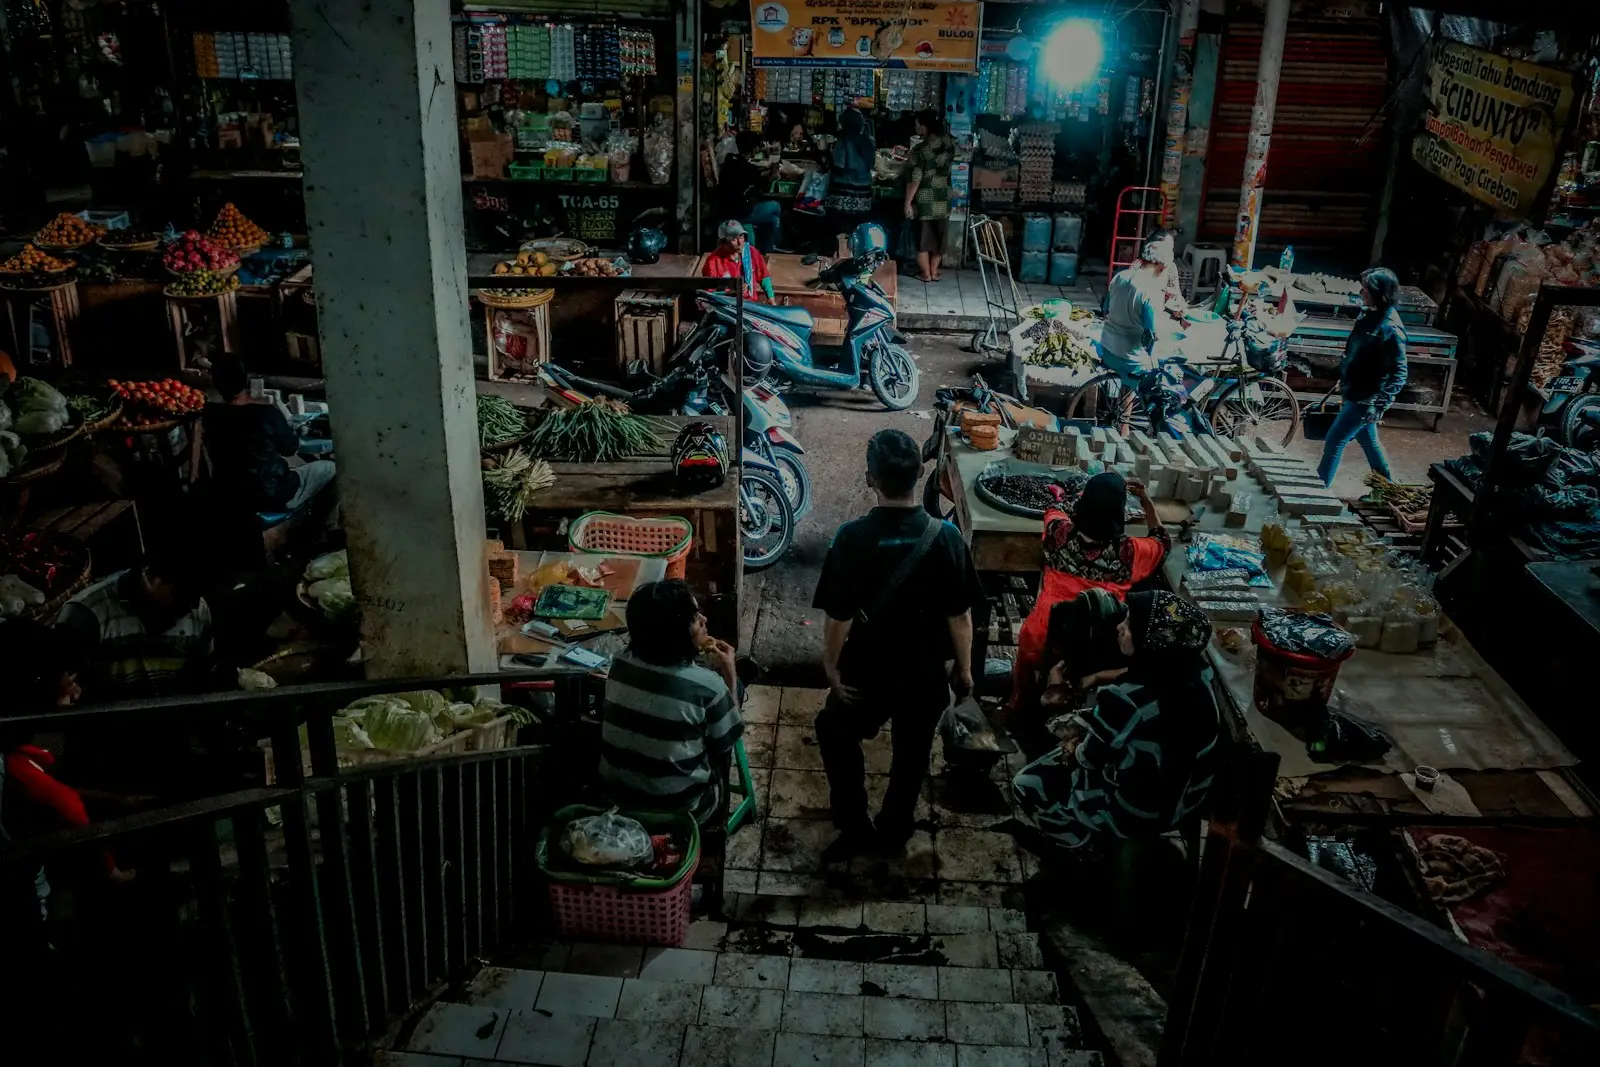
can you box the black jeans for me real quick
[814,687,948,842]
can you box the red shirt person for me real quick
[702,219,777,303]
[1010,472,1170,711]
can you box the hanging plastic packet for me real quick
[1257,607,1357,659]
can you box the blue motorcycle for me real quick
[695,229,919,411]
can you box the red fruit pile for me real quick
[109,378,206,416]
[163,231,239,273]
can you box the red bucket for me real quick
[1250,617,1355,727]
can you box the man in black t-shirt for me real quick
[812,429,981,860]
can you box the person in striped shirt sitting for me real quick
[598,580,743,828]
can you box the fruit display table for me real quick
[166,289,242,369]
[3,278,81,368]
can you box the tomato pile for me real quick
[208,202,270,249]
[35,212,103,247]
[164,231,239,273]
[109,378,206,416]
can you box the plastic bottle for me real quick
[1279,245,1295,273]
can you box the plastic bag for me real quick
[940,698,1004,752]
[13,408,66,436]
[331,715,374,751]
[0,400,11,433]
[1187,532,1271,587]
[561,808,653,868]
[1258,607,1356,659]
[304,550,348,582]
[0,573,46,606]
[795,168,829,214]
[1306,689,1392,763]
[237,667,278,690]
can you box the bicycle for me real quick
[1061,302,1302,446]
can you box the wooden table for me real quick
[1162,462,1592,826]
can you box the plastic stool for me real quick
[727,736,758,835]
[1182,244,1228,301]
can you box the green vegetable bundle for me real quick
[523,399,668,463]
[483,449,556,522]
[477,394,530,447]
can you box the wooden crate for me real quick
[615,289,679,375]
[260,714,517,784]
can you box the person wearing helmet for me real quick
[702,220,777,303]
[1317,267,1408,487]
[1099,229,1188,388]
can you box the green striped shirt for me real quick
[599,652,742,825]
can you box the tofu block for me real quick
[1149,465,1177,499]
[1206,474,1227,500]
[1115,443,1137,466]
[1091,426,1108,445]
[1146,442,1169,467]
[1075,435,1094,469]
[1104,426,1126,447]
[1210,487,1234,510]
[1129,429,1157,455]
[1253,434,1287,455]
[1197,436,1238,478]
[1179,472,1208,503]
[1133,454,1152,480]
[1279,495,1346,517]
[1215,434,1243,461]
[1225,497,1250,527]
[1102,443,1118,466]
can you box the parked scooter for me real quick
[1541,337,1600,452]
[693,223,920,411]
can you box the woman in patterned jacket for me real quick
[1011,590,1218,853]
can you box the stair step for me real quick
[403,998,1096,1066]
[544,927,1045,974]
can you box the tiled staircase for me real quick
[391,905,1100,1067]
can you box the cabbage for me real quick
[305,550,348,581]
[307,576,349,600]
[318,590,355,619]
[394,690,450,718]
[0,400,10,433]
[14,378,67,414]
[361,698,440,752]
[330,715,373,751]
[13,408,66,436]
[444,701,498,730]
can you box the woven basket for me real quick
[23,410,88,454]
[568,511,693,579]
[0,273,77,293]
[166,262,240,280]
[0,449,66,485]
[97,237,161,252]
[520,237,589,262]
[477,287,555,310]
[78,399,124,435]
[103,411,192,434]
[250,642,336,687]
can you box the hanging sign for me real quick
[750,0,980,72]
[1411,40,1575,218]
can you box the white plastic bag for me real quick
[561,808,653,868]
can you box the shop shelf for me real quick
[508,162,543,181]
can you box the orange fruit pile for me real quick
[208,203,270,249]
[35,212,103,247]
[1,244,73,273]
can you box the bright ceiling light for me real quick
[1041,18,1104,88]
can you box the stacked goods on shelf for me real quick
[883,69,940,111]
[480,24,508,79]
[573,25,619,81]
[454,23,483,82]
[193,33,219,78]
[831,69,875,108]
[977,59,1029,117]
[550,25,576,82]
[1018,123,1056,204]
[245,33,293,79]
[762,69,807,105]
[194,31,293,80]
[619,28,656,77]
[507,24,552,80]
[208,202,270,250]
[1458,222,1600,333]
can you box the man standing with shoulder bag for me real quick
[812,429,982,862]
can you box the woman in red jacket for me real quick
[1009,472,1170,715]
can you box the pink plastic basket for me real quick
[546,860,698,946]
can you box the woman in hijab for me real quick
[1011,590,1218,853]
[1317,267,1408,487]
[1008,471,1169,714]
[825,108,875,232]
[1012,589,1132,759]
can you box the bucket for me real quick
[1250,618,1355,727]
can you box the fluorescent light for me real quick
[1041,18,1104,88]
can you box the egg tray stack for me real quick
[1018,123,1056,204]
[1052,181,1087,206]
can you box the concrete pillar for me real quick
[1158,0,1202,227]
[1175,0,1224,248]
[676,3,699,252]
[287,0,495,677]
[1230,0,1290,269]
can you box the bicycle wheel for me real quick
[1062,372,1140,435]
[1209,376,1302,447]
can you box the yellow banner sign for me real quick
[1411,39,1575,218]
[750,0,980,72]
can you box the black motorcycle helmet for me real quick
[673,422,730,491]
[743,331,775,384]
[627,226,667,265]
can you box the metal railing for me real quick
[1,672,557,1065]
